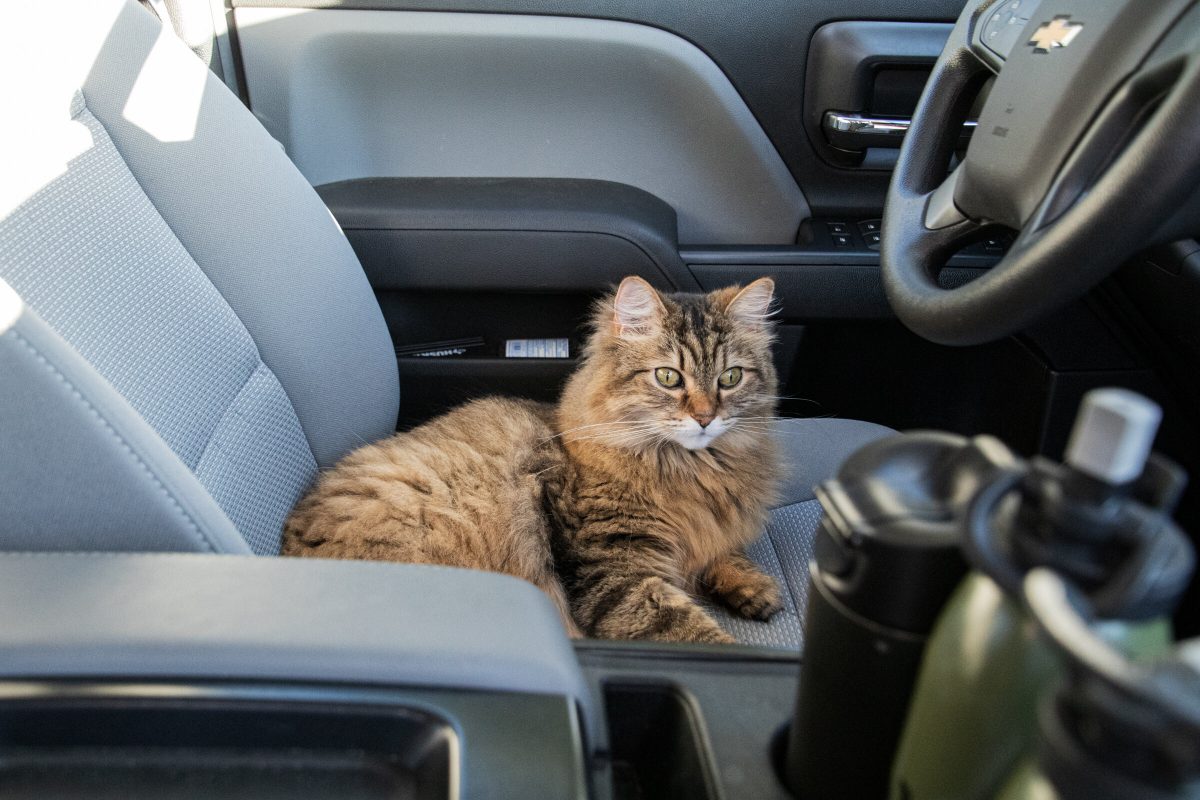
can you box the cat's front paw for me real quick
[726,575,783,621]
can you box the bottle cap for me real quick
[1064,389,1162,485]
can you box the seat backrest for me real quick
[0,0,399,554]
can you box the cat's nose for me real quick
[692,412,716,429]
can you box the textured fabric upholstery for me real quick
[708,418,895,651]
[0,281,250,553]
[193,364,320,554]
[78,1,400,469]
[0,93,314,555]
[0,0,398,553]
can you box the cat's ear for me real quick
[723,278,776,328]
[612,276,666,337]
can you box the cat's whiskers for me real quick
[542,418,656,442]
[562,425,663,446]
[570,424,672,450]
[560,420,659,435]
[729,414,842,433]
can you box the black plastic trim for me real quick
[683,245,996,321]
[682,246,998,267]
[690,263,987,320]
[396,356,577,427]
[320,178,696,291]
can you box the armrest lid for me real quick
[0,553,592,723]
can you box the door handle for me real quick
[823,112,977,151]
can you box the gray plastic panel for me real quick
[0,683,588,800]
[233,7,810,245]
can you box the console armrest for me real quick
[0,553,594,734]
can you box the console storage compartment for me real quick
[0,697,453,799]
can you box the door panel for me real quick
[234,7,809,245]
[233,0,967,218]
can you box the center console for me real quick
[0,553,815,799]
[0,555,592,799]
[0,551,810,800]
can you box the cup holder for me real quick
[603,682,720,800]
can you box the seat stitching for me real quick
[191,360,265,473]
[7,328,217,553]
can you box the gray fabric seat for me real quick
[0,0,891,650]
[708,418,893,649]
[1,0,398,554]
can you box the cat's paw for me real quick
[726,575,783,621]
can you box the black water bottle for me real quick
[782,432,1018,799]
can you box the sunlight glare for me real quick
[122,26,207,143]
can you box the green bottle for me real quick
[993,757,1054,800]
[994,569,1200,800]
[889,389,1195,800]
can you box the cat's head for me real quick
[565,275,779,453]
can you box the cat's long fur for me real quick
[282,396,579,634]
[283,277,783,644]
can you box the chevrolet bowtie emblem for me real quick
[1028,16,1083,53]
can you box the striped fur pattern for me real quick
[283,277,782,644]
[547,277,781,643]
[282,396,580,635]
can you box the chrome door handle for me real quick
[823,111,977,151]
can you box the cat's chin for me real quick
[671,431,722,451]
[668,417,733,451]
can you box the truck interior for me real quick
[1,0,1198,797]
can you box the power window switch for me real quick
[864,231,882,250]
[832,233,854,248]
[828,222,850,235]
[859,219,882,234]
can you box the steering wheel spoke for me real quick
[920,207,986,263]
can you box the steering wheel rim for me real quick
[881,0,1200,346]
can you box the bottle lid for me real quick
[1065,389,1162,485]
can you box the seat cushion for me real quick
[706,417,895,651]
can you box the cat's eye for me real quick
[718,367,743,388]
[655,367,683,388]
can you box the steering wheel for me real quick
[882,0,1200,346]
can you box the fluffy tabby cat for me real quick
[283,276,783,644]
